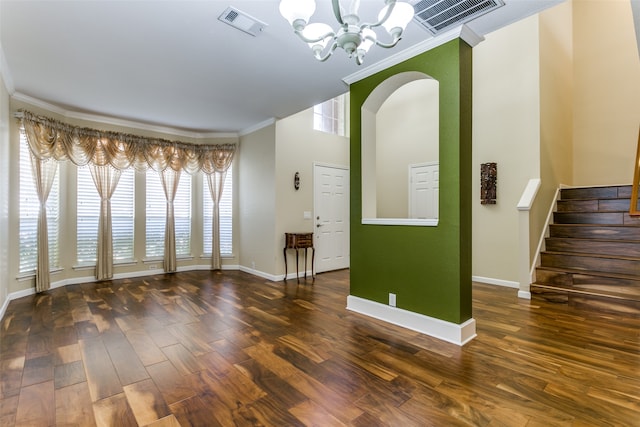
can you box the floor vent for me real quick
[409,0,505,34]
[218,7,267,37]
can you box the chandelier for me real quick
[279,0,415,65]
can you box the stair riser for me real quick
[540,253,640,277]
[535,269,640,297]
[531,286,640,316]
[554,212,640,225]
[549,225,640,240]
[561,186,632,200]
[545,238,640,258]
[557,199,640,213]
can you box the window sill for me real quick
[200,253,235,259]
[17,266,63,281]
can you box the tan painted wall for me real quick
[275,106,349,275]
[238,124,277,274]
[536,0,574,261]
[472,15,541,284]
[375,80,439,218]
[0,72,10,308]
[7,98,239,295]
[573,0,640,185]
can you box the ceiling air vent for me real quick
[409,0,505,34]
[218,7,267,37]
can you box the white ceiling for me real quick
[0,0,562,135]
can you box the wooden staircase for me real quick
[531,185,640,316]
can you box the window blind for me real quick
[203,164,233,256]
[146,171,192,258]
[19,133,59,273]
[77,167,134,263]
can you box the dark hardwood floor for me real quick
[0,269,638,426]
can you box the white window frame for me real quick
[313,93,347,136]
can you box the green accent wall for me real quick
[350,39,473,324]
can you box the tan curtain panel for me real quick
[207,168,231,270]
[19,110,236,290]
[30,154,58,292]
[89,164,121,281]
[160,169,180,273]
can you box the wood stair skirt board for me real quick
[532,185,640,316]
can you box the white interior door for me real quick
[314,164,349,273]
[409,162,439,219]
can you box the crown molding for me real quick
[343,24,484,85]
[0,44,16,95]
[239,117,276,137]
[11,92,239,140]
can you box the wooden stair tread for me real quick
[550,223,640,228]
[531,283,640,302]
[536,265,640,282]
[547,236,640,244]
[542,250,640,262]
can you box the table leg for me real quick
[304,248,307,280]
[311,247,315,282]
[283,247,288,281]
[295,249,299,283]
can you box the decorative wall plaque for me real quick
[481,162,497,204]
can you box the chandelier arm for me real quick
[374,35,402,49]
[294,29,336,44]
[361,0,397,29]
[314,41,340,62]
[331,0,345,25]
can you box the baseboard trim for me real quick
[472,276,519,289]
[238,265,281,282]
[346,295,476,346]
[518,290,532,300]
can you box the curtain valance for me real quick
[19,110,236,174]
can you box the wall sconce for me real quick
[294,172,300,190]
[481,162,497,204]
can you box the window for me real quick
[313,93,346,136]
[19,133,59,273]
[77,167,134,264]
[203,164,233,256]
[146,171,192,258]
[174,175,192,257]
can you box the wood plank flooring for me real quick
[1,269,639,426]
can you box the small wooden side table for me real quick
[284,232,314,283]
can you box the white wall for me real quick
[572,0,640,185]
[238,124,277,275]
[275,107,349,276]
[0,70,10,313]
[375,80,439,218]
[472,15,542,285]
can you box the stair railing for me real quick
[631,127,640,216]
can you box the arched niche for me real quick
[361,71,439,226]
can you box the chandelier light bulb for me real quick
[279,0,316,29]
[379,2,414,35]
[303,23,334,52]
